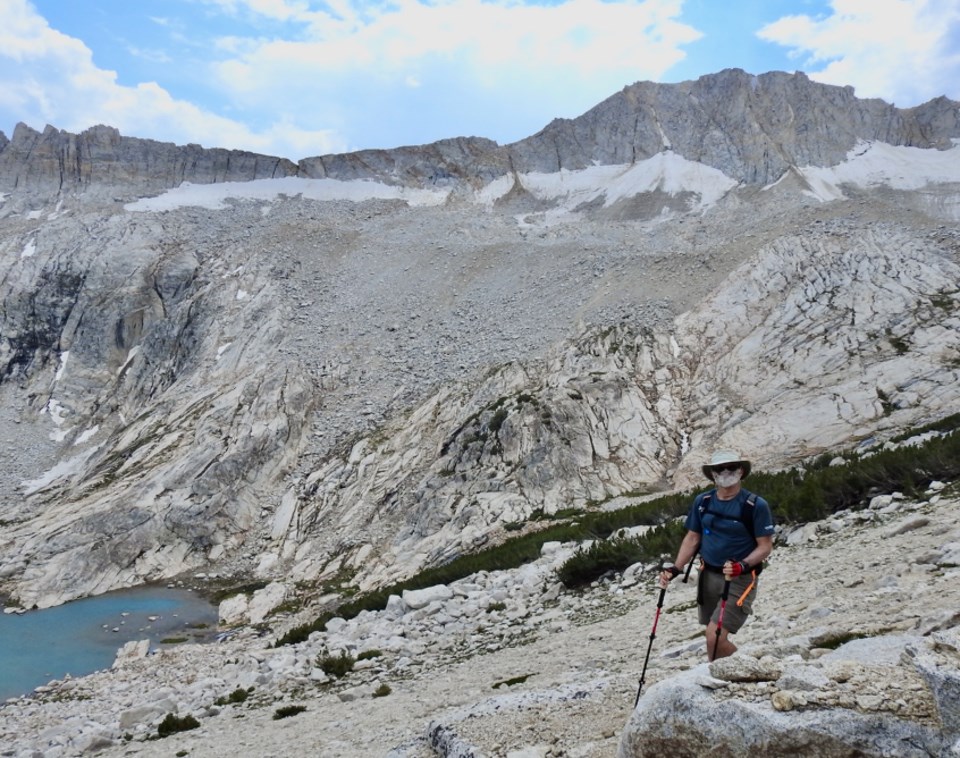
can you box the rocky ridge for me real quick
[3,69,959,199]
[1,477,958,756]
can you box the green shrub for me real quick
[357,649,382,661]
[373,683,391,697]
[273,705,306,720]
[318,650,355,678]
[275,420,959,646]
[214,687,250,706]
[556,425,960,587]
[556,523,685,588]
[157,714,200,738]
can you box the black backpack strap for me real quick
[697,491,713,516]
[741,492,758,545]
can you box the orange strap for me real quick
[736,570,757,607]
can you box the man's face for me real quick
[711,464,742,488]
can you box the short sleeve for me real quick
[685,493,707,533]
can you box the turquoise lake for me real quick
[0,586,218,701]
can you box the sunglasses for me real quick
[710,464,741,473]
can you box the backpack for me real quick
[697,489,760,548]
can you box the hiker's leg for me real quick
[705,622,737,659]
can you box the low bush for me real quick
[556,522,686,588]
[214,687,250,706]
[273,705,306,720]
[157,713,200,738]
[318,650,355,678]
[556,423,960,587]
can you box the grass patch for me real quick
[208,580,269,605]
[160,637,188,644]
[373,683,392,697]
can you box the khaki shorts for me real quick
[697,569,758,633]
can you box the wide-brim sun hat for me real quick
[702,450,751,481]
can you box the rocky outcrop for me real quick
[0,123,298,198]
[298,135,506,191]
[618,639,954,758]
[274,219,960,593]
[0,205,315,607]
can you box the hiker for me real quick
[658,450,774,660]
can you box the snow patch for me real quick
[20,239,36,259]
[117,346,141,376]
[74,426,99,445]
[22,448,99,495]
[799,141,960,200]
[508,152,737,215]
[55,351,69,381]
[124,176,450,212]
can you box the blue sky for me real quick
[2,0,958,161]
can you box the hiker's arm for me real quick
[723,535,774,577]
[673,530,702,571]
[744,535,773,567]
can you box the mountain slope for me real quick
[0,70,958,609]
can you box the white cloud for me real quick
[199,0,700,149]
[758,0,960,105]
[0,0,343,158]
[1,0,700,158]
[209,0,699,79]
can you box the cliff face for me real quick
[2,69,958,197]
[0,123,299,197]
[505,70,960,181]
[0,70,958,609]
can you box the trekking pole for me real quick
[681,550,699,583]
[634,583,667,707]
[710,578,731,662]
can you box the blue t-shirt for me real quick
[684,488,774,566]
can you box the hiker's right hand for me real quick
[658,564,681,587]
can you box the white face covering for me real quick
[713,469,742,488]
